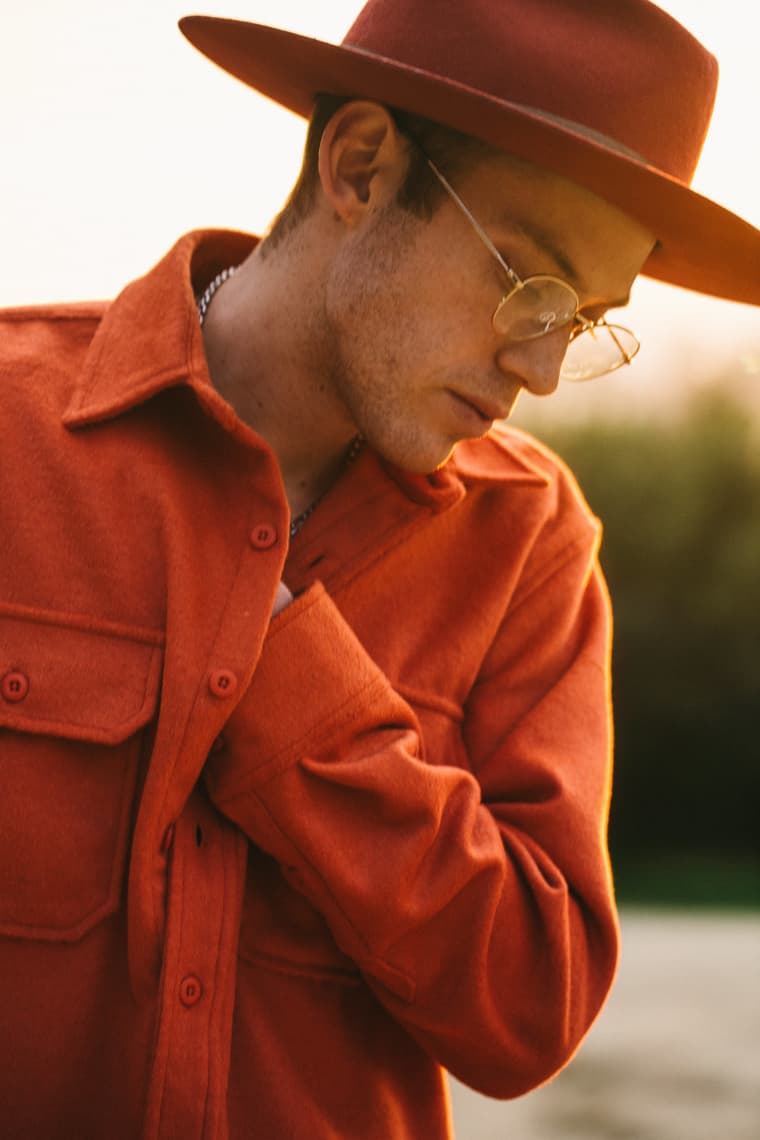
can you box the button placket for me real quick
[203,518,283,712]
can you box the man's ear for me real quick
[317,101,407,224]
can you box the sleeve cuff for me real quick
[207,582,407,794]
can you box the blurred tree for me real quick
[531,390,760,901]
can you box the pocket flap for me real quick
[0,606,163,744]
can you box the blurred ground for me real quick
[449,909,759,1139]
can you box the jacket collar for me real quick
[63,229,257,429]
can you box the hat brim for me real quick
[180,16,760,306]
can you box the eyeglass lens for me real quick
[493,277,578,341]
[561,323,640,381]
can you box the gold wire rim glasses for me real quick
[424,157,640,382]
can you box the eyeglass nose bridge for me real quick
[570,316,637,361]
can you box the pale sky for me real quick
[3,0,759,418]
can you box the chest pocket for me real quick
[0,607,162,942]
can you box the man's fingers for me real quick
[273,581,294,617]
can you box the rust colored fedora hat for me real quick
[180,0,760,305]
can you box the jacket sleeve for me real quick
[203,524,617,1099]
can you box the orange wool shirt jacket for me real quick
[0,231,618,1140]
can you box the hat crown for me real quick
[345,0,718,183]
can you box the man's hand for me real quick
[273,581,294,618]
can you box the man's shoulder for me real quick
[0,300,107,416]
[455,421,583,490]
[0,300,106,353]
[452,422,599,533]
[0,301,106,375]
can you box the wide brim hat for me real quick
[180,0,760,305]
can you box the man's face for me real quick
[321,153,655,474]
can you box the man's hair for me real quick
[260,93,498,254]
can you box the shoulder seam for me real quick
[0,305,105,324]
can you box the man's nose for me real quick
[495,328,570,397]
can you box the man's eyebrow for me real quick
[500,213,581,286]
[501,213,632,309]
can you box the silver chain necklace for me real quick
[196,265,362,537]
[197,265,236,328]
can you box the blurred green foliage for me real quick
[531,391,760,905]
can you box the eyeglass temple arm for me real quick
[425,158,524,291]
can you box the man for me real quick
[1,1,758,1138]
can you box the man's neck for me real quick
[199,241,358,518]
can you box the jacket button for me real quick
[179,975,203,1008]
[208,669,238,698]
[1,671,29,703]
[250,524,278,550]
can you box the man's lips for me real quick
[450,391,510,423]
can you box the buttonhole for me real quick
[196,825,203,848]
[307,555,325,569]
